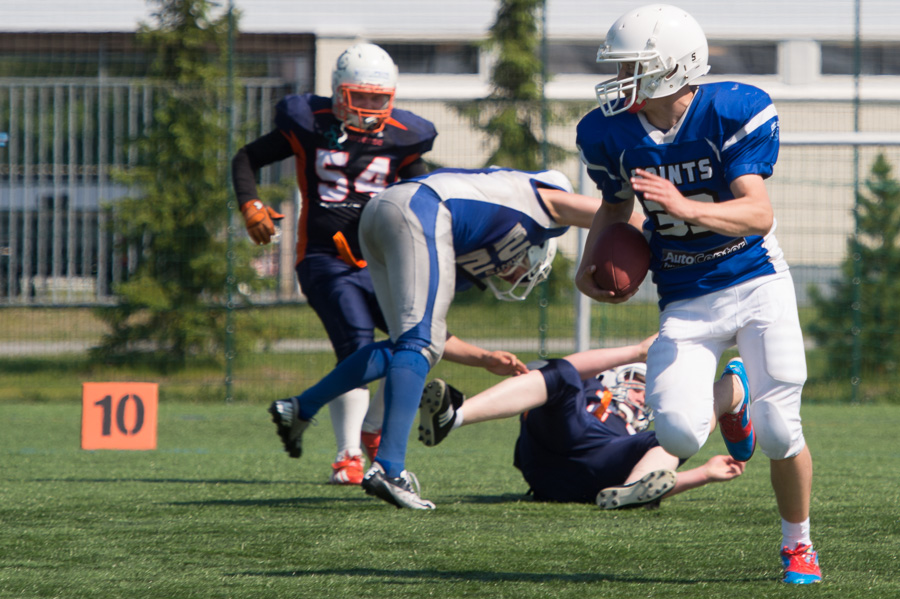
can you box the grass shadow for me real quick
[232,566,763,585]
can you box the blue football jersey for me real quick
[405,168,572,284]
[577,82,789,307]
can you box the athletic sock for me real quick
[377,349,430,478]
[781,517,812,549]
[328,388,370,454]
[452,411,464,430]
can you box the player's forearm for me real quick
[231,147,260,207]
[232,131,295,207]
[442,335,487,367]
[539,188,603,228]
[671,466,714,495]
[681,196,773,238]
[667,456,744,499]
[564,344,646,380]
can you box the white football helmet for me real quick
[602,363,652,431]
[332,43,398,133]
[594,4,710,116]
[486,238,558,302]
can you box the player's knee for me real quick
[654,411,704,459]
[751,401,805,459]
[394,341,440,369]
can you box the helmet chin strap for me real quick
[628,99,646,114]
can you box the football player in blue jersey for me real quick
[418,335,746,508]
[574,5,821,584]
[267,167,625,509]
[232,43,526,486]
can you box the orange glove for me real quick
[240,200,284,245]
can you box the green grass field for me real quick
[2,401,898,598]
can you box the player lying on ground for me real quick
[419,334,746,508]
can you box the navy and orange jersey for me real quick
[277,94,436,265]
[513,359,659,503]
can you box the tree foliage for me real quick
[92,0,260,369]
[808,153,900,378]
[453,0,579,170]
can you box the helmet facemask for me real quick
[594,4,710,116]
[333,84,395,133]
[485,238,557,302]
[603,363,653,432]
[594,51,670,116]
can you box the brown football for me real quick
[590,222,651,297]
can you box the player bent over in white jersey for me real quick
[268,167,637,510]
[575,4,821,585]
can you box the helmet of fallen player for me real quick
[332,43,399,134]
[602,363,653,432]
[486,237,558,302]
[594,4,710,116]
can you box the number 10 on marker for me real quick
[81,382,158,450]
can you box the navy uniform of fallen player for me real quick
[268,167,606,509]
[231,43,436,485]
[514,360,661,504]
[574,4,820,584]
[417,335,746,508]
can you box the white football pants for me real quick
[646,271,808,460]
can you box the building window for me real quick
[378,43,479,75]
[821,43,900,75]
[548,43,615,76]
[547,42,777,76]
[708,43,777,76]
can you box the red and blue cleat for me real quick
[781,543,822,584]
[718,358,756,462]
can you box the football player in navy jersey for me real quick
[267,167,631,510]
[574,5,821,584]
[232,43,526,486]
[417,334,745,507]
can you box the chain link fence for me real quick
[3,66,900,402]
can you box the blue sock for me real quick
[296,340,393,420]
[375,349,430,478]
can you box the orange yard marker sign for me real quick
[81,383,158,450]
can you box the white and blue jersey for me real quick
[577,82,788,308]
[296,168,580,479]
[406,167,572,290]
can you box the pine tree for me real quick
[453,0,580,170]
[92,0,259,369]
[808,153,900,378]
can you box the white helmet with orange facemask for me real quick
[332,43,398,135]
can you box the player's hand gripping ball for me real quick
[591,222,651,297]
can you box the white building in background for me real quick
[5,0,900,102]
